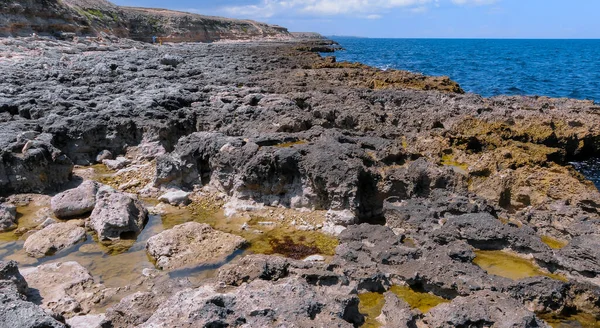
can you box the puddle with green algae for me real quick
[541,235,569,250]
[273,140,308,148]
[473,250,567,281]
[1,194,337,293]
[540,312,600,328]
[441,153,469,173]
[358,285,449,328]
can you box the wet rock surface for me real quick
[23,221,86,258]
[0,34,600,327]
[146,222,247,270]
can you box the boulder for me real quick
[24,221,86,258]
[102,157,130,170]
[146,222,247,270]
[95,150,113,162]
[89,187,148,241]
[158,190,190,206]
[66,314,105,328]
[0,261,66,328]
[20,261,107,318]
[51,181,99,219]
[422,290,549,328]
[0,260,28,294]
[0,203,17,232]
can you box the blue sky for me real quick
[112,0,600,38]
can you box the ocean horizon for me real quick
[328,37,600,103]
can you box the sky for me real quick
[111,0,600,38]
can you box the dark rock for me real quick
[422,290,549,328]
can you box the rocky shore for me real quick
[1,31,600,328]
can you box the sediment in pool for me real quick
[473,250,566,281]
[358,285,449,327]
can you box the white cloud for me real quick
[219,0,497,19]
[451,0,498,5]
[221,0,434,18]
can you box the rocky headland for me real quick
[0,0,290,42]
[1,4,600,328]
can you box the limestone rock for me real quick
[422,290,549,328]
[217,254,289,286]
[0,261,66,328]
[89,187,148,241]
[0,203,17,232]
[102,157,130,170]
[158,190,190,206]
[20,261,107,318]
[140,278,362,328]
[66,314,105,328]
[146,222,246,270]
[24,222,86,258]
[376,292,416,328]
[51,180,99,219]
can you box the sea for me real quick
[327,37,600,189]
[328,37,600,103]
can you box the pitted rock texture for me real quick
[1,34,600,327]
[51,180,98,219]
[19,261,107,318]
[0,261,66,328]
[89,186,147,241]
[0,203,17,232]
[146,222,247,270]
[23,221,86,258]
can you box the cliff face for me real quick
[0,0,291,42]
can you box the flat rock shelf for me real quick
[1,33,600,328]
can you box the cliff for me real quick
[0,0,291,42]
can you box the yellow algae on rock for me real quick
[541,235,568,250]
[473,250,566,281]
[539,312,600,328]
[390,285,449,313]
[358,292,385,328]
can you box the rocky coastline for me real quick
[0,26,600,328]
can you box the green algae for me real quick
[273,140,308,148]
[358,286,449,328]
[473,250,567,281]
[441,154,469,172]
[159,202,338,259]
[541,235,568,250]
[358,292,386,328]
[539,312,600,328]
[390,285,449,313]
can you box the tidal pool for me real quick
[541,235,568,249]
[539,312,600,328]
[358,285,449,327]
[473,250,566,281]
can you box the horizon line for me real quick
[322,35,600,40]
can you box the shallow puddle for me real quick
[541,235,568,249]
[358,292,386,328]
[358,285,449,327]
[473,250,566,281]
[540,312,600,328]
[389,285,449,313]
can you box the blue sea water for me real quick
[328,37,600,103]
